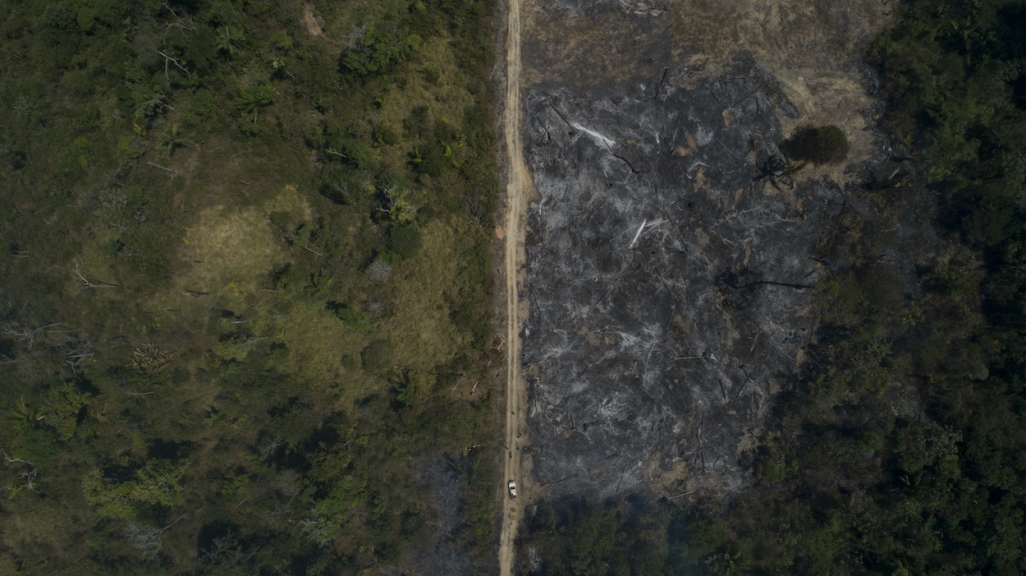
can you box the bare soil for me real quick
[302,3,322,37]
[498,0,531,573]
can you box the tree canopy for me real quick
[0,0,501,573]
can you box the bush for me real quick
[338,24,422,80]
[782,125,850,164]
[388,224,422,260]
[326,301,361,326]
[362,339,392,372]
[373,126,401,146]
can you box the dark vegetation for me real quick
[782,124,850,165]
[0,0,500,573]
[517,496,738,575]
[517,0,1026,574]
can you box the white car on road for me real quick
[508,480,517,499]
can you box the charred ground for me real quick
[513,0,926,503]
[512,0,1026,573]
[520,56,935,499]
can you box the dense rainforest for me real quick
[0,0,501,573]
[515,0,1026,574]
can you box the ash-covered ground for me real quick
[521,57,856,498]
[409,456,498,575]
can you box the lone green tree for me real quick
[782,125,850,164]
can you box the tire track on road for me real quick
[499,0,527,572]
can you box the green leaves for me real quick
[185,26,217,72]
[781,125,850,165]
[269,30,293,51]
[237,85,275,116]
[387,223,422,259]
[42,383,90,441]
[34,3,76,46]
[7,397,44,436]
[83,459,188,519]
[216,334,266,362]
[338,23,422,80]
[76,7,96,31]
[0,0,500,570]
[379,181,417,224]
[237,85,276,135]
[893,421,961,475]
[215,26,245,56]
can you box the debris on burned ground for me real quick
[519,57,925,499]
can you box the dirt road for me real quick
[498,0,527,572]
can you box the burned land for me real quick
[522,60,822,498]
[521,59,927,499]
[514,0,931,501]
[512,0,1026,569]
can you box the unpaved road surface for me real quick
[498,0,528,572]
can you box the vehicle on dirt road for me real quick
[508,480,517,499]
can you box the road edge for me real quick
[498,0,527,572]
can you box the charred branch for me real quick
[544,95,576,135]
[654,68,669,101]
[610,152,641,174]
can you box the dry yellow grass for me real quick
[275,298,363,397]
[380,219,468,371]
[177,185,310,294]
[181,206,282,292]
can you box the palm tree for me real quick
[237,86,275,122]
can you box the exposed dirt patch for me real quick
[669,0,891,68]
[521,2,673,88]
[523,0,891,81]
[302,3,322,37]
[498,0,533,569]
[178,185,312,293]
[182,205,282,291]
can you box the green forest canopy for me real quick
[0,0,500,574]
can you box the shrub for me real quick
[326,301,361,326]
[373,126,401,146]
[782,125,850,164]
[388,224,422,260]
[338,24,421,80]
[362,339,392,372]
